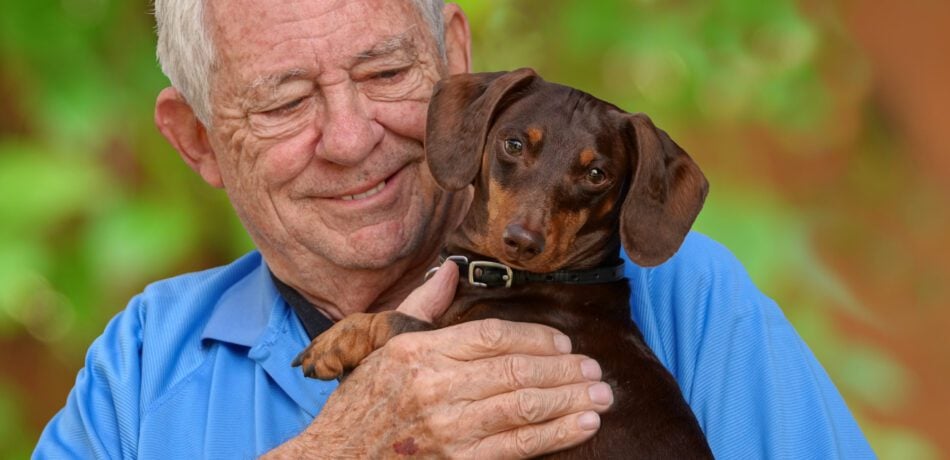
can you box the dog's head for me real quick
[426,68,708,271]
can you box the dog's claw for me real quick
[291,352,303,367]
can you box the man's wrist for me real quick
[261,423,323,459]
[261,415,370,459]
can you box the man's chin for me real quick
[286,187,442,271]
[315,225,427,271]
[328,245,413,271]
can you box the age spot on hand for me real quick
[393,437,419,455]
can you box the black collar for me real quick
[435,255,626,289]
[270,271,334,341]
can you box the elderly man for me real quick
[35,0,873,458]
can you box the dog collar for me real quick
[427,255,626,288]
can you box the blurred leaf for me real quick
[862,421,940,460]
[83,197,202,287]
[0,245,49,335]
[838,345,908,412]
[0,142,108,233]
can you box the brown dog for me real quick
[294,68,713,458]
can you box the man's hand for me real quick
[264,262,613,458]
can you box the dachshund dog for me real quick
[294,68,713,458]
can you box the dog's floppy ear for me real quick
[425,68,538,190]
[620,113,708,267]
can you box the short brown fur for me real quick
[296,68,711,458]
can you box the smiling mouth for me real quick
[339,179,387,201]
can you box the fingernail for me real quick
[588,382,613,405]
[578,411,601,431]
[553,334,572,353]
[580,359,601,380]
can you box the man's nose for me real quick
[315,85,384,166]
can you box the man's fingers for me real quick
[434,318,573,361]
[472,411,602,459]
[454,354,603,399]
[461,381,613,438]
[396,260,459,322]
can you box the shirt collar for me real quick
[201,254,282,347]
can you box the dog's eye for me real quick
[587,168,607,185]
[504,139,524,155]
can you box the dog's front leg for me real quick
[292,311,435,380]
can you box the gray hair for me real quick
[154,0,447,126]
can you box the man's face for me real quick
[204,0,456,271]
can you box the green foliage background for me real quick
[0,0,942,458]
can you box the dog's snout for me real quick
[503,224,545,260]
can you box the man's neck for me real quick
[267,241,444,322]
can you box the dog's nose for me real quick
[503,224,545,260]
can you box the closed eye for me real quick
[373,67,408,81]
[261,97,306,116]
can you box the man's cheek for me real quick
[258,137,319,185]
[380,99,430,143]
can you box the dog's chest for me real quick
[435,282,630,330]
[433,281,652,382]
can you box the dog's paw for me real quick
[292,314,379,380]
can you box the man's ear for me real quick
[154,87,223,188]
[441,3,472,75]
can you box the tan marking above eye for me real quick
[579,148,596,167]
[526,127,543,145]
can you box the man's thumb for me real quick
[397,260,459,322]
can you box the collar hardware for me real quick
[426,254,626,288]
[468,260,514,288]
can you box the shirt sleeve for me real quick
[33,296,145,460]
[628,232,875,459]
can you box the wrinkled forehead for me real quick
[206,0,433,79]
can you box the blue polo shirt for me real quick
[33,232,875,458]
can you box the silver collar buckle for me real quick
[468,260,514,288]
